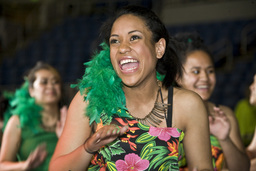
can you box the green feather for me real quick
[72,42,129,125]
[9,80,42,133]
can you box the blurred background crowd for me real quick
[0,0,255,109]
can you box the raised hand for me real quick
[209,106,230,140]
[84,124,129,154]
[23,143,47,170]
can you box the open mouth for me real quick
[120,59,139,72]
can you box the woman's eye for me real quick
[52,79,60,84]
[130,35,141,41]
[192,70,200,74]
[109,39,119,44]
[207,69,215,74]
[40,80,48,85]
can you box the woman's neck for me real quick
[123,80,162,118]
[41,103,59,115]
[40,103,59,131]
[124,80,159,104]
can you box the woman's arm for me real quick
[49,92,128,171]
[174,89,213,171]
[0,115,23,170]
[49,92,93,171]
[218,106,250,171]
[0,115,47,170]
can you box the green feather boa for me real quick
[72,42,130,125]
[10,80,43,132]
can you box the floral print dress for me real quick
[88,88,185,171]
[88,115,184,171]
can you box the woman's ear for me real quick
[29,87,34,97]
[155,38,166,59]
[176,75,182,86]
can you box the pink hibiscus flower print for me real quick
[149,127,180,142]
[116,153,149,171]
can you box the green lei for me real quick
[9,80,43,133]
[73,42,165,125]
[72,42,129,125]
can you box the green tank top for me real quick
[17,125,58,171]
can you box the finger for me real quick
[208,115,214,123]
[39,150,47,161]
[32,151,47,168]
[92,125,124,144]
[213,107,221,115]
[97,125,119,138]
[89,131,101,144]
[26,145,47,169]
[119,125,129,135]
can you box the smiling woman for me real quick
[175,32,250,171]
[49,5,214,171]
[0,61,67,171]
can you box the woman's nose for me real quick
[47,82,55,88]
[200,71,209,80]
[119,42,131,54]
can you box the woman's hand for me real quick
[23,143,47,170]
[84,124,129,153]
[55,106,68,138]
[209,106,230,141]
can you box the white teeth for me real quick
[197,85,208,88]
[120,59,138,65]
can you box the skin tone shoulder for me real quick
[49,13,213,171]
[177,49,250,170]
[0,68,65,170]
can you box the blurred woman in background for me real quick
[175,32,250,171]
[0,61,67,170]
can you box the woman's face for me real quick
[178,50,216,101]
[29,69,61,105]
[249,74,256,106]
[109,14,165,87]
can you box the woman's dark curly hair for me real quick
[174,32,214,65]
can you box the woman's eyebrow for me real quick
[110,30,142,37]
[128,30,141,34]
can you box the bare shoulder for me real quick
[172,87,207,130]
[173,87,205,109]
[67,91,88,121]
[4,115,21,132]
[69,91,87,110]
[7,115,20,125]
[0,115,21,161]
